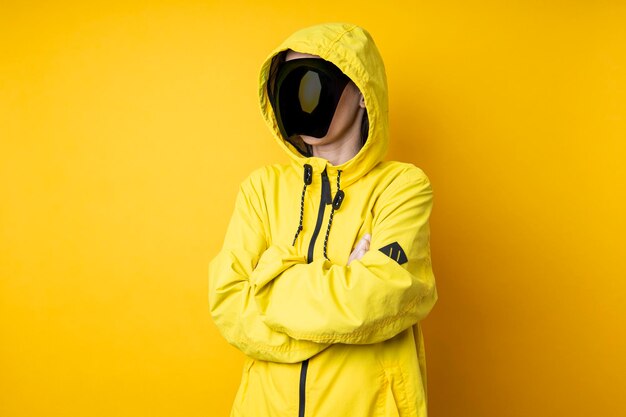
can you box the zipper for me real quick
[306,168,332,263]
[298,167,331,417]
[298,359,310,417]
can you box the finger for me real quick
[355,248,367,261]
[347,251,357,265]
[348,246,360,262]
[348,252,358,265]
[353,237,367,252]
[348,247,364,264]
[349,235,371,265]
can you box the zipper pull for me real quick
[321,169,332,205]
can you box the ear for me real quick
[359,93,366,108]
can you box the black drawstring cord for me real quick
[323,170,344,260]
[292,164,313,246]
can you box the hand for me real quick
[348,233,371,265]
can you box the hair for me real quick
[360,105,369,147]
[268,50,369,157]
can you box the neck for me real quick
[311,115,364,166]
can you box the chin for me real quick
[301,134,331,145]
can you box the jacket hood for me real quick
[259,23,389,187]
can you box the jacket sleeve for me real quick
[208,173,329,363]
[251,169,438,345]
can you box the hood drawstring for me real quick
[292,164,313,246]
[323,170,344,260]
[292,165,344,261]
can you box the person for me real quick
[209,22,438,417]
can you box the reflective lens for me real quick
[298,71,321,114]
[271,58,350,139]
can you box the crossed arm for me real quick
[209,168,437,363]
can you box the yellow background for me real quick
[1,1,624,416]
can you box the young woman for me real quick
[209,22,438,417]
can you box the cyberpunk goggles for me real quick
[270,58,351,139]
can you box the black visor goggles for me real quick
[270,58,351,139]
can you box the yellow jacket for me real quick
[209,23,437,417]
